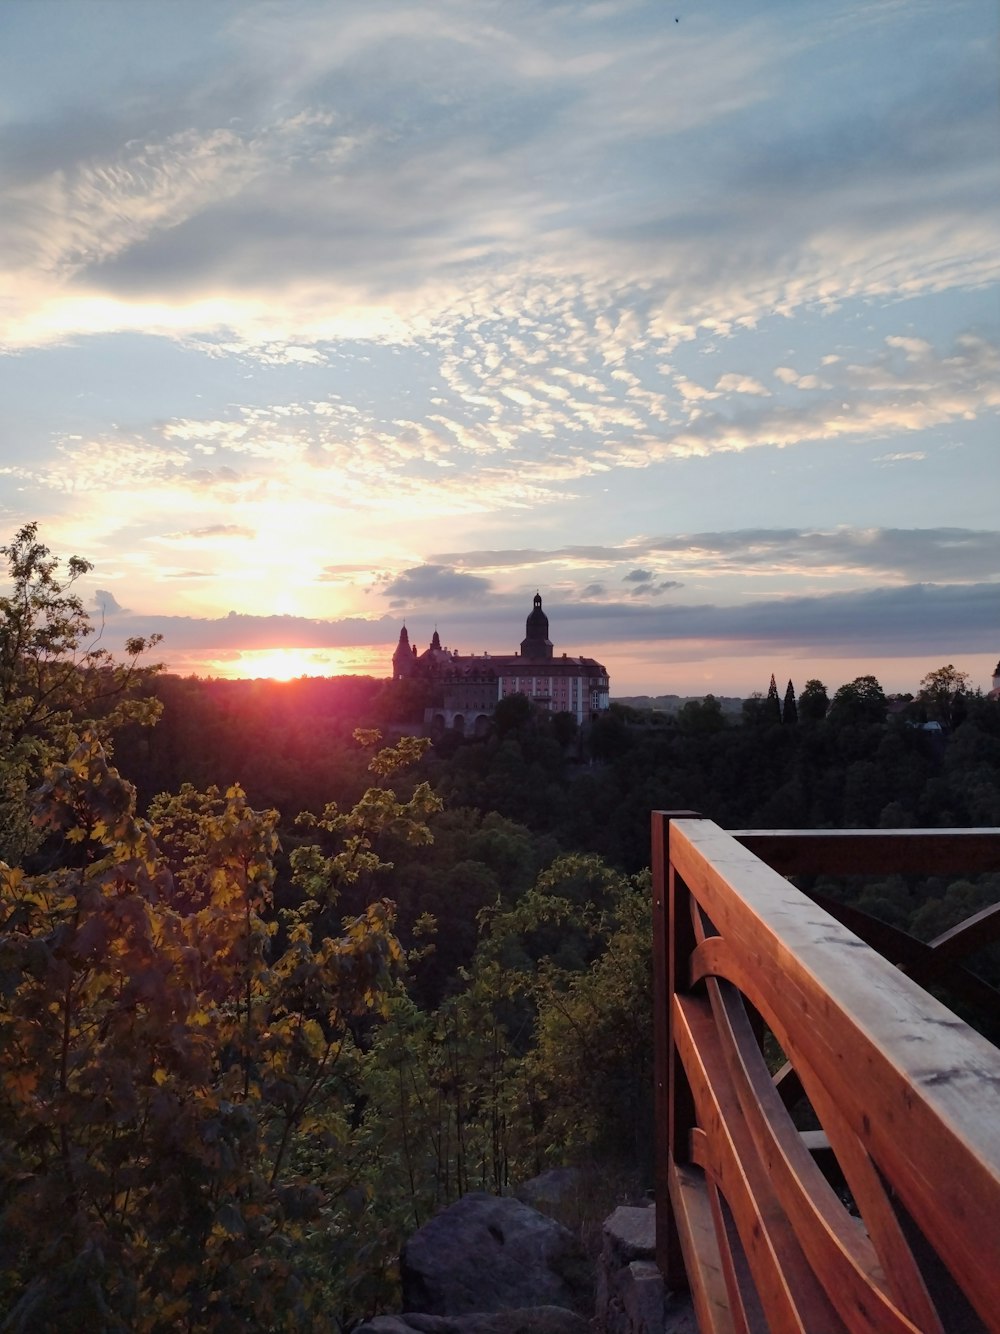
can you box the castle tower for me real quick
[392,625,415,679]
[520,592,553,661]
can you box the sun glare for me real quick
[198,647,388,681]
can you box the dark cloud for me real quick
[539,582,999,656]
[646,527,1000,583]
[624,568,653,583]
[435,529,1000,584]
[581,583,606,597]
[382,564,493,607]
[623,578,683,599]
[97,579,997,675]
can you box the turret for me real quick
[520,592,553,661]
[392,625,415,679]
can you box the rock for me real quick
[354,1309,591,1334]
[514,1169,586,1219]
[603,1206,656,1263]
[401,1193,593,1317]
[596,1205,696,1334]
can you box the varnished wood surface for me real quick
[653,813,1000,1334]
[731,827,1000,875]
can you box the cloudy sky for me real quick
[1,0,998,696]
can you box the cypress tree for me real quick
[766,673,782,724]
[783,679,798,725]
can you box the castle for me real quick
[392,593,610,737]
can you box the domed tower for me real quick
[520,592,553,661]
[392,625,415,679]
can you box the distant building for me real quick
[392,593,610,736]
[989,659,1000,701]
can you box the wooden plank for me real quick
[669,819,1000,1334]
[652,810,703,1286]
[670,1160,742,1334]
[695,961,940,1334]
[732,828,1000,876]
[804,894,1000,1016]
[781,1039,944,1334]
[929,899,1000,959]
[702,1171,753,1334]
[676,994,849,1334]
[651,810,673,1280]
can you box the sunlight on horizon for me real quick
[181,646,389,681]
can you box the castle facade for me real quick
[392,593,610,736]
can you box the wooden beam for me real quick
[732,828,1000,876]
[668,818,1000,1334]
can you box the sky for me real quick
[1,0,998,698]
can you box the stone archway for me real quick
[474,713,491,739]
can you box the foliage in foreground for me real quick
[0,732,440,1332]
[0,523,161,865]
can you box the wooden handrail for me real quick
[653,814,1000,1334]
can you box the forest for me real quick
[1,524,998,1332]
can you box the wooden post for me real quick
[652,810,702,1287]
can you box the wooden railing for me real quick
[652,815,1000,1334]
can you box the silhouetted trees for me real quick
[766,673,782,724]
[782,679,798,726]
[799,678,830,722]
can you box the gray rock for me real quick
[514,1169,586,1219]
[597,1205,697,1334]
[603,1206,656,1262]
[401,1193,593,1317]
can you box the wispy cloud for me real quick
[432,528,1000,584]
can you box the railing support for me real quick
[651,818,1000,1333]
[652,810,702,1287]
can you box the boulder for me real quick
[513,1168,586,1219]
[401,1193,592,1317]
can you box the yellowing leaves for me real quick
[0,726,426,1328]
[7,1068,38,1102]
[301,1019,327,1060]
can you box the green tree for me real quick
[0,730,440,1331]
[741,691,767,726]
[782,679,798,726]
[798,679,829,722]
[0,523,162,861]
[550,710,579,749]
[918,663,971,728]
[765,674,782,725]
[829,674,887,726]
[678,695,726,734]
[492,691,533,738]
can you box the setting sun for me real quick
[195,646,388,681]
